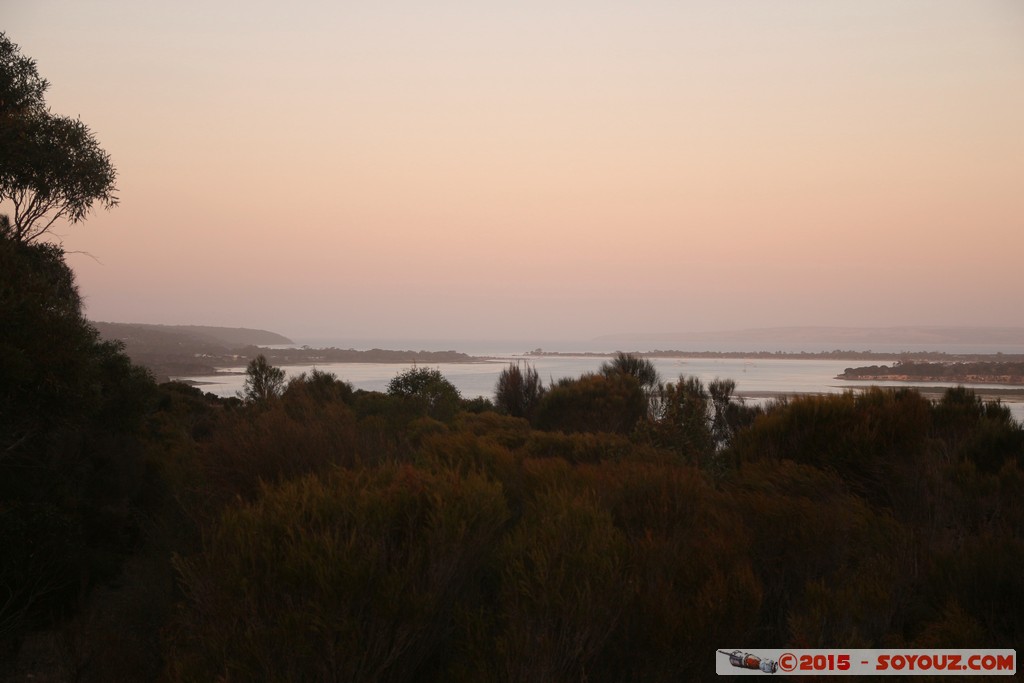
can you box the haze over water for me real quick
[5,1,1023,341]
[186,330,1024,422]
[186,353,1024,422]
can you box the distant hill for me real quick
[94,322,293,350]
[92,322,294,382]
[92,322,478,383]
[595,326,1024,350]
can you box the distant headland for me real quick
[837,360,1024,386]
[93,322,478,382]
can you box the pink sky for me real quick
[5,1,1023,344]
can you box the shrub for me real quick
[725,460,904,647]
[239,354,285,404]
[523,430,634,464]
[641,375,714,465]
[388,367,462,422]
[283,368,353,406]
[197,398,358,510]
[0,235,158,643]
[533,372,646,435]
[494,362,544,419]
[455,488,628,682]
[167,465,510,682]
[729,389,932,504]
[581,462,762,681]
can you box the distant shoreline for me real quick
[835,360,1024,387]
[524,350,1024,362]
[836,374,1024,387]
[93,320,1024,385]
[736,387,1024,402]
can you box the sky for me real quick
[5,0,1023,345]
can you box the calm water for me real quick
[180,354,1024,422]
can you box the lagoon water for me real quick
[181,352,1024,422]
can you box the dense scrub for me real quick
[5,239,1023,678]
[1,237,160,657]
[151,365,1022,681]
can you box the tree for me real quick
[708,378,736,448]
[1,232,157,645]
[387,366,461,421]
[241,355,285,404]
[533,372,647,435]
[1,32,117,243]
[494,362,544,419]
[283,368,353,406]
[644,376,714,465]
[600,352,659,393]
[0,33,48,118]
[601,351,661,419]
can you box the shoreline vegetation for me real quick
[837,360,1024,386]
[94,322,1024,388]
[526,348,1024,362]
[94,321,1024,389]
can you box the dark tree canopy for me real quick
[241,355,286,404]
[600,352,659,392]
[0,33,48,117]
[387,366,462,421]
[0,32,117,243]
[494,362,544,419]
[0,232,156,643]
[533,372,647,435]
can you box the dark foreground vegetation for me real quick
[4,226,1023,680]
[3,31,1023,682]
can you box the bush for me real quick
[533,372,646,435]
[729,389,932,504]
[0,235,158,644]
[583,462,762,681]
[197,397,358,510]
[725,460,903,647]
[388,367,462,422]
[167,465,510,682]
[494,362,544,419]
[524,430,634,464]
[283,368,353,406]
[240,354,284,404]
[455,488,628,682]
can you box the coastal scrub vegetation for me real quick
[6,237,1023,678]
[4,31,1024,681]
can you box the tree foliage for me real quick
[533,372,647,435]
[283,368,354,406]
[600,352,659,392]
[0,32,117,243]
[0,33,48,118]
[240,354,285,404]
[150,365,1024,680]
[387,366,461,422]
[494,362,544,419]
[0,234,156,647]
[167,465,510,682]
[642,375,715,464]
